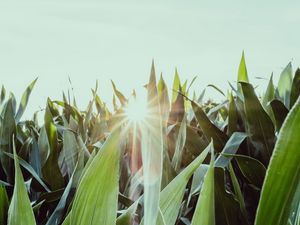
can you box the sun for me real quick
[124,98,149,123]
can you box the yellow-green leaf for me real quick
[70,129,121,225]
[8,141,36,225]
[191,145,215,225]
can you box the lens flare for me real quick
[124,98,149,123]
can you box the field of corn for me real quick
[0,53,299,225]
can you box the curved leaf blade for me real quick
[255,97,300,225]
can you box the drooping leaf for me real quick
[255,97,300,225]
[8,141,36,225]
[3,151,50,192]
[223,154,266,189]
[215,132,247,168]
[70,129,121,225]
[192,101,228,151]
[207,84,226,97]
[240,82,275,165]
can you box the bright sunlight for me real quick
[124,97,149,123]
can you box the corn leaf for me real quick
[290,68,300,108]
[70,128,121,225]
[270,99,289,132]
[141,61,164,225]
[237,51,249,83]
[262,74,275,122]
[255,97,300,225]
[8,141,36,225]
[0,185,9,224]
[15,78,37,122]
[240,82,275,165]
[156,142,211,225]
[192,101,228,151]
[191,145,215,225]
[276,62,293,108]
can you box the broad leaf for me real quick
[70,129,121,225]
[240,82,275,165]
[8,141,36,225]
[255,97,300,225]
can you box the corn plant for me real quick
[0,53,299,225]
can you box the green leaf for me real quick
[240,82,275,165]
[0,98,16,180]
[191,146,215,225]
[8,140,36,225]
[237,51,249,83]
[15,78,37,122]
[141,61,164,225]
[0,185,9,224]
[215,132,247,168]
[111,80,127,106]
[255,97,300,225]
[116,198,140,225]
[214,167,247,225]
[172,116,187,172]
[62,129,79,178]
[270,99,289,132]
[207,84,226,97]
[156,143,211,225]
[158,74,170,127]
[192,101,228,151]
[0,85,5,104]
[290,68,300,108]
[46,164,78,225]
[172,69,181,102]
[276,62,293,108]
[42,102,64,190]
[226,154,266,188]
[70,129,121,225]
[262,74,275,122]
[228,163,247,220]
[3,151,50,192]
[227,93,238,136]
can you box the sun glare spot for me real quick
[125,98,149,123]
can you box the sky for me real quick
[0,0,299,119]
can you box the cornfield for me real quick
[0,53,299,225]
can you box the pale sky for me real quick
[0,0,299,119]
